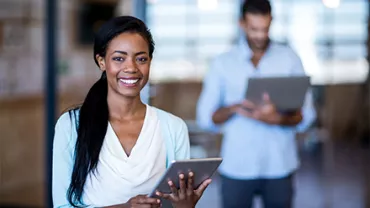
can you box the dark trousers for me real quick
[221,174,294,208]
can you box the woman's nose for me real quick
[123,59,137,73]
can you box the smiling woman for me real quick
[96,32,151,98]
[52,16,211,208]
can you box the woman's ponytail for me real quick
[67,72,108,206]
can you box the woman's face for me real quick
[96,32,151,98]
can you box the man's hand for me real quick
[235,93,282,125]
[235,93,303,126]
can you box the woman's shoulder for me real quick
[53,108,80,153]
[151,106,187,128]
[55,108,80,131]
[150,106,190,160]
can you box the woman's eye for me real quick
[113,57,124,62]
[137,57,148,63]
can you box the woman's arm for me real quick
[52,112,76,208]
[174,119,191,160]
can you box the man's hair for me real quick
[240,0,272,19]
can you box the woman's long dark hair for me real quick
[67,16,155,207]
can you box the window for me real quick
[146,0,239,81]
[146,0,369,84]
[270,0,369,84]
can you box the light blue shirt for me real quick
[196,39,316,180]
[52,107,190,207]
[140,84,150,104]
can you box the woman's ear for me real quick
[96,55,106,71]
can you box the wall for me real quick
[0,0,133,206]
[0,0,137,99]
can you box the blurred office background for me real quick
[0,0,369,207]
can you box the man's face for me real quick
[240,13,272,51]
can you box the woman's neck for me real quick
[107,90,146,121]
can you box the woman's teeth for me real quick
[119,79,139,84]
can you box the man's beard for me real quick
[246,37,270,51]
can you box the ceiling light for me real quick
[322,0,340,9]
[197,0,218,11]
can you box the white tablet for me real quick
[148,158,222,197]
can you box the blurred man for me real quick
[196,0,316,207]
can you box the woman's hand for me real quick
[123,195,161,208]
[155,172,212,208]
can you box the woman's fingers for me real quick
[179,174,186,194]
[151,203,161,208]
[168,180,178,197]
[194,179,212,196]
[187,172,194,195]
[129,195,161,208]
[156,191,171,200]
[135,195,160,204]
[156,173,212,204]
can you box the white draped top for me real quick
[52,105,190,208]
[82,105,166,207]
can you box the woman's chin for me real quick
[118,91,140,99]
[115,87,141,98]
